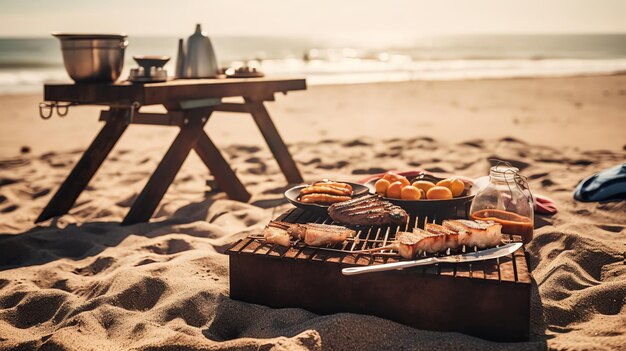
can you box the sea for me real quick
[1,34,626,93]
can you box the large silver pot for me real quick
[53,33,128,83]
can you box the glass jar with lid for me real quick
[469,165,534,243]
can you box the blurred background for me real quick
[1,0,626,93]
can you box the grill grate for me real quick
[227,208,530,284]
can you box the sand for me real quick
[0,76,625,350]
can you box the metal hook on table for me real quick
[56,102,72,117]
[38,101,77,119]
[127,101,141,124]
[38,102,54,119]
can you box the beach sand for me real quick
[0,76,625,350]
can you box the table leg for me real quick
[194,132,251,202]
[122,108,211,225]
[244,98,304,183]
[36,110,128,223]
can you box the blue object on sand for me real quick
[574,163,626,202]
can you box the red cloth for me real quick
[357,169,557,215]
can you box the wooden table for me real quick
[36,77,306,225]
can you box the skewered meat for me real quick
[425,223,460,249]
[262,221,355,247]
[363,229,446,258]
[364,220,504,258]
[442,220,502,248]
[262,222,291,247]
[288,223,356,246]
[300,185,352,196]
[300,193,352,204]
[328,194,408,226]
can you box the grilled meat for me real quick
[313,180,353,192]
[300,185,352,196]
[363,229,446,258]
[262,221,355,247]
[442,220,502,248]
[364,220,503,258]
[262,222,292,247]
[300,193,352,204]
[424,223,460,249]
[298,180,354,204]
[328,194,409,226]
[288,223,355,246]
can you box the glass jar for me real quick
[469,165,534,243]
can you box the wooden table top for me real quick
[44,76,307,106]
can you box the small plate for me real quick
[284,182,369,213]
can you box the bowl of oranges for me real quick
[365,171,477,215]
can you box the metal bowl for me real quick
[52,33,128,83]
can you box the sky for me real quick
[1,0,625,42]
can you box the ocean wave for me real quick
[2,58,626,94]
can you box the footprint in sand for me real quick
[145,238,193,255]
[1,204,18,213]
[247,163,268,175]
[317,160,349,170]
[460,139,484,148]
[162,292,211,327]
[499,137,527,144]
[0,290,27,309]
[529,172,549,179]
[343,140,371,147]
[570,159,594,166]
[596,224,624,233]
[352,167,387,175]
[135,258,160,266]
[111,277,167,312]
[0,178,18,187]
[32,188,51,199]
[487,156,530,171]
[424,167,448,173]
[74,256,116,276]
[5,292,66,329]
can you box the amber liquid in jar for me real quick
[470,209,534,243]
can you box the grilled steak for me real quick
[328,194,408,226]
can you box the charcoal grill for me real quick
[226,208,532,341]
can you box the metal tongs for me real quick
[342,242,522,275]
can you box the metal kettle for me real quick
[175,24,219,78]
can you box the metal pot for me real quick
[52,33,128,83]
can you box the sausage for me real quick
[300,193,352,204]
[313,181,353,192]
[300,185,352,196]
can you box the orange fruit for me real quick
[382,171,410,187]
[412,180,436,193]
[397,176,410,187]
[382,171,399,183]
[374,178,390,196]
[426,186,453,200]
[401,185,422,200]
[436,178,465,197]
[386,181,404,199]
[418,189,427,199]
